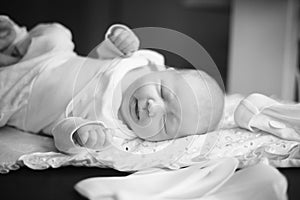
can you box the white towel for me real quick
[75,158,287,200]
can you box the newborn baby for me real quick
[0,16,224,154]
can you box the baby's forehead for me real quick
[161,69,202,81]
[157,70,204,92]
[174,70,205,89]
[159,69,193,83]
[156,69,215,98]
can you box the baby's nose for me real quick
[148,99,165,117]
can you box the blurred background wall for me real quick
[2,0,299,100]
[1,0,230,88]
[228,0,299,101]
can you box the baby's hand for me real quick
[73,124,112,150]
[0,16,16,51]
[108,26,140,56]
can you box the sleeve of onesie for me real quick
[88,24,135,59]
[51,117,107,154]
[21,23,75,60]
[234,93,300,142]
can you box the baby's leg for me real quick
[0,16,29,67]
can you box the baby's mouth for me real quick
[135,98,140,120]
[130,97,140,122]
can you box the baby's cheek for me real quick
[133,123,160,139]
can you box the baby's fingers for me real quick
[95,128,113,148]
[92,127,105,149]
[109,28,131,47]
[85,130,97,148]
[118,40,138,55]
[78,131,89,145]
[73,130,88,146]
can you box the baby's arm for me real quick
[89,24,140,59]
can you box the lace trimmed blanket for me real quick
[1,94,300,173]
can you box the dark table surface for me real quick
[0,166,299,200]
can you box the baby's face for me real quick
[119,70,203,141]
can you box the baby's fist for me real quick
[108,26,140,56]
[73,124,111,150]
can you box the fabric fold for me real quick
[235,93,300,141]
[75,158,287,200]
[75,158,238,200]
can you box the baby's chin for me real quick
[130,128,162,141]
[135,130,182,142]
[137,133,165,142]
